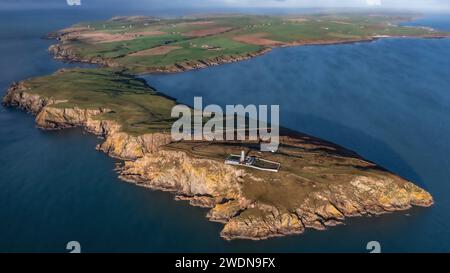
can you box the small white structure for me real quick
[225,150,280,172]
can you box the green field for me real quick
[52,13,448,73]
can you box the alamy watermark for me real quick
[366,241,381,253]
[66,0,81,6]
[66,241,81,253]
[171,97,280,152]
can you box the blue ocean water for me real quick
[1,2,450,252]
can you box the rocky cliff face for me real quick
[3,82,434,240]
[118,148,433,240]
[3,82,62,114]
[151,48,272,73]
[3,83,171,160]
[48,44,120,67]
[219,176,432,240]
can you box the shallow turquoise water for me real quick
[1,4,450,252]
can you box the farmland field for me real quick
[50,14,448,73]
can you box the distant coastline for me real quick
[46,14,450,74]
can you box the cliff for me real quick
[3,81,434,240]
[49,44,121,68]
[3,82,172,160]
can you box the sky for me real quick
[0,0,449,12]
[218,0,448,10]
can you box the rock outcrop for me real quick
[49,44,120,67]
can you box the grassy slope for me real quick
[23,68,177,135]
[57,14,447,73]
[163,138,412,213]
[118,36,261,69]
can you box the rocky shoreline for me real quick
[3,81,434,240]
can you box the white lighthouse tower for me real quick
[240,150,245,163]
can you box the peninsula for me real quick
[3,13,444,240]
[48,14,449,73]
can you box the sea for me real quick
[1,2,449,252]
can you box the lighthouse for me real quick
[240,150,245,163]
